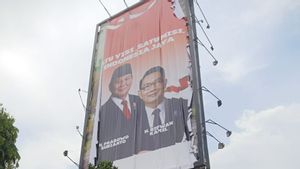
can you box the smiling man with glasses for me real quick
[137,66,190,152]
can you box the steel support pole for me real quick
[79,25,101,169]
[186,0,210,168]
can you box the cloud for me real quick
[210,103,300,169]
[201,0,300,83]
[239,0,300,25]
[0,1,141,169]
[0,49,40,89]
[18,131,82,169]
[216,56,266,82]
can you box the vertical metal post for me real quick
[79,25,101,169]
[186,0,210,168]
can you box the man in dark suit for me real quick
[97,63,146,161]
[137,66,190,152]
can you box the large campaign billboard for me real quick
[80,0,206,168]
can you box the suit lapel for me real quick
[164,98,173,123]
[109,96,128,121]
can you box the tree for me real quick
[0,104,20,169]
[88,161,118,169]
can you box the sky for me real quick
[0,0,300,169]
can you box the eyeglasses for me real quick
[141,78,164,91]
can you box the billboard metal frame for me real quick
[79,0,210,168]
[79,25,99,169]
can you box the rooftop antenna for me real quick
[202,86,222,107]
[97,0,111,17]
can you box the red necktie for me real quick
[121,100,131,120]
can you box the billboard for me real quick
[80,0,208,168]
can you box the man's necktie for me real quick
[152,108,161,127]
[121,100,131,120]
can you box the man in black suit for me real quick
[137,66,190,152]
[97,63,146,161]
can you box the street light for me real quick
[63,150,79,168]
[206,119,232,137]
[202,86,222,107]
[76,126,83,138]
[206,131,225,149]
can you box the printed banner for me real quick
[82,0,199,169]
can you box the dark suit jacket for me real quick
[96,94,146,161]
[136,97,190,152]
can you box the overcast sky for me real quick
[1,0,300,169]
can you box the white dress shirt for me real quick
[111,95,131,113]
[145,99,166,128]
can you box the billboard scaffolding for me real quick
[80,0,209,168]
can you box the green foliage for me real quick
[0,105,20,169]
[88,161,118,169]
